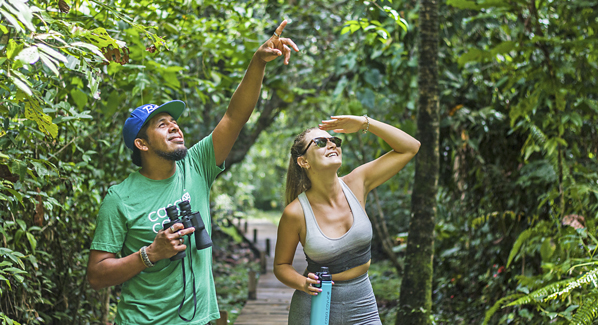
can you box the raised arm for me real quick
[212,20,299,166]
[320,115,421,195]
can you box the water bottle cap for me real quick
[319,267,332,281]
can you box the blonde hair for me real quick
[285,128,318,205]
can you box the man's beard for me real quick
[155,147,188,161]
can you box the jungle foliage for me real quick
[1,0,597,324]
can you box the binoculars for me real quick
[163,200,213,261]
[310,266,332,325]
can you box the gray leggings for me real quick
[288,273,382,325]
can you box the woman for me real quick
[273,114,420,325]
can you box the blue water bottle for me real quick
[310,266,332,325]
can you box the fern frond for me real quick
[528,121,573,185]
[471,211,520,229]
[506,268,598,308]
[482,294,523,325]
[571,296,598,325]
[506,278,576,307]
[546,267,598,301]
[528,122,547,146]
[506,228,534,268]
[528,123,560,174]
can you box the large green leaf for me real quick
[24,99,58,138]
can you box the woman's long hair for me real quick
[285,128,318,205]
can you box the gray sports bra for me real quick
[298,179,372,274]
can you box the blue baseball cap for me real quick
[122,100,186,150]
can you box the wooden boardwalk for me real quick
[234,218,307,325]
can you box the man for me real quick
[87,21,298,324]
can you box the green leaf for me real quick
[70,41,106,60]
[6,39,19,60]
[397,18,409,32]
[39,52,60,76]
[540,238,555,262]
[0,8,23,33]
[5,0,36,31]
[570,296,598,325]
[3,267,27,275]
[491,41,516,56]
[163,71,181,89]
[1,187,22,204]
[37,43,68,63]
[24,99,58,138]
[70,88,88,109]
[26,232,37,251]
[507,228,534,268]
[9,75,31,96]
[483,294,523,325]
[83,27,124,49]
[332,76,348,97]
[16,219,26,230]
[458,48,484,67]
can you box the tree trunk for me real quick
[370,189,402,273]
[397,0,439,323]
[101,287,111,325]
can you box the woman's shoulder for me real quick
[340,174,363,191]
[340,174,367,205]
[281,198,305,225]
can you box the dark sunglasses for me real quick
[301,137,342,155]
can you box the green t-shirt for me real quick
[90,133,224,325]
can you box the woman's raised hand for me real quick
[319,115,368,134]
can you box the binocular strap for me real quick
[177,252,198,322]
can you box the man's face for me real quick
[144,112,187,161]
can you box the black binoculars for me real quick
[163,200,213,261]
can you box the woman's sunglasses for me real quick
[301,137,342,155]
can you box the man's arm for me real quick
[212,20,299,166]
[87,250,146,290]
[87,223,194,290]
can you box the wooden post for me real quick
[265,238,271,257]
[260,250,267,274]
[248,270,257,300]
[216,311,228,325]
[244,220,248,234]
[253,228,257,244]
